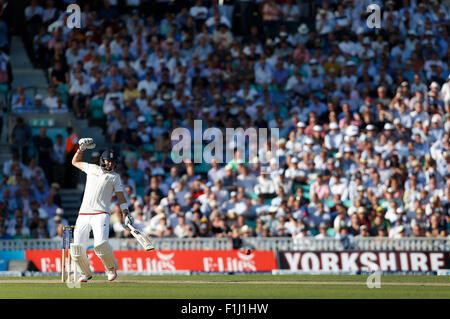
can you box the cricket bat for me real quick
[128,223,155,251]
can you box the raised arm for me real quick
[72,148,85,171]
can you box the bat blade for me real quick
[128,224,155,251]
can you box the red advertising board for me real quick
[24,250,277,272]
[277,251,450,272]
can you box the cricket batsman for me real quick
[70,138,134,282]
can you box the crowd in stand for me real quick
[0,152,67,239]
[0,121,78,239]
[1,0,449,242]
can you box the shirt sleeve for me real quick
[113,174,124,193]
[81,163,97,175]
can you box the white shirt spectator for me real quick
[65,49,84,67]
[103,91,124,114]
[69,79,92,96]
[189,4,208,20]
[324,131,344,150]
[335,9,351,28]
[137,78,158,97]
[441,79,450,105]
[410,82,428,96]
[356,43,375,60]
[211,186,229,207]
[330,179,349,200]
[391,43,411,61]
[286,74,310,96]
[254,61,273,85]
[424,58,446,76]
[52,140,65,165]
[236,87,259,101]
[207,167,225,183]
[338,39,357,56]
[43,95,58,109]
[306,73,324,91]
[237,174,258,193]
[310,210,331,228]
[205,15,231,29]
[174,222,189,238]
[339,73,358,89]
[254,176,277,195]
[221,199,248,216]
[25,4,44,21]
[374,72,393,87]
[315,9,335,35]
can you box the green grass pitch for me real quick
[0,275,449,299]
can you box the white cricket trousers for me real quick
[74,213,110,248]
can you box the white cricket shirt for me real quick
[79,163,124,214]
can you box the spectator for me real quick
[32,127,53,180]
[309,172,331,201]
[127,159,145,187]
[41,194,59,220]
[51,134,65,186]
[426,213,447,237]
[254,167,277,199]
[213,23,233,48]
[9,212,30,239]
[43,87,59,109]
[52,223,63,240]
[262,0,282,40]
[30,218,49,239]
[0,225,11,239]
[68,73,92,118]
[10,117,32,164]
[33,179,48,205]
[50,96,69,115]
[24,0,44,64]
[254,55,273,86]
[47,208,66,238]
[0,48,11,91]
[49,183,61,207]
[50,60,69,87]
[63,127,79,188]
[190,0,208,31]
[12,223,30,239]
[27,208,41,232]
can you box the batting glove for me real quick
[78,138,96,151]
[123,213,134,231]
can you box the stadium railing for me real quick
[110,237,233,250]
[0,237,233,251]
[242,237,450,252]
[0,237,448,251]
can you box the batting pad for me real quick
[94,242,119,272]
[70,244,92,277]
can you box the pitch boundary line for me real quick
[1,279,450,286]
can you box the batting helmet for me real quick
[100,149,119,172]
